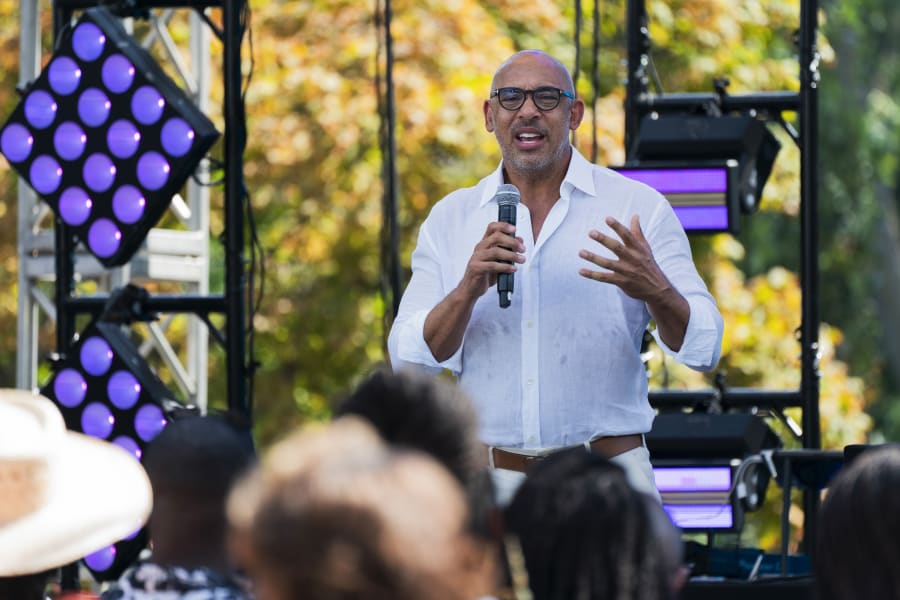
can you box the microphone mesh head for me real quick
[496,183,520,207]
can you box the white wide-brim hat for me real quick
[0,389,153,576]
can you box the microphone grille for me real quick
[496,183,520,207]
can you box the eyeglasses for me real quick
[490,86,576,111]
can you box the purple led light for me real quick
[102,54,135,94]
[78,88,111,127]
[48,56,82,96]
[663,504,734,529]
[1,123,34,163]
[617,167,728,195]
[83,153,116,192]
[29,155,63,195]
[134,404,167,442]
[58,187,93,226]
[113,435,142,461]
[53,368,87,408]
[136,152,170,191]
[84,545,116,571]
[672,206,730,231]
[53,121,87,161]
[160,118,195,157]
[24,90,58,130]
[106,119,141,159]
[107,370,141,410]
[72,22,106,62]
[80,336,113,376]
[112,185,146,225]
[87,218,122,258]
[81,402,115,439]
[654,466,732,493]
[131,86,165,125]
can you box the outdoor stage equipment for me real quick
[613,113,781,233]
[4,0,252,584]
[622,0,823,555]
[0,8,218,266]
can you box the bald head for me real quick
[491,50,575,95]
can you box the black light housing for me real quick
[613,114,781,234]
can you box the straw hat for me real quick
[0,389,153,576]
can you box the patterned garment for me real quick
[99,562,251,600]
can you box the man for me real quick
[388,49,723,503]
[100,414,256,599]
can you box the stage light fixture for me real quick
[648,413,781,532]
[612,162,740,233]
[612,114,781,234]
[40,317,177,580]
[0,6,219,266]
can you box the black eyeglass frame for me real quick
[490,86,576,111]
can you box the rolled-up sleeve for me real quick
[652,293,724,370]
[387,220,464,375]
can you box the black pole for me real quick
[590,0,600,163]
[52,7,79,593]
[223,0,249,418]
[799,0,822,551]
[53,5,77,357]
[624,0,647,155]
[383,0,401,321]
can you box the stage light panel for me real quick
[612,162,740,233]
[653,462,744,532]
[40,318,176,580]
[0,7,219,267]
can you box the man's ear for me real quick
[569,98,585,131]
[484,100,495,133]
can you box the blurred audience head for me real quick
[334,369,483,486]
[815,445,900,600]
[0,389,151,598]
[334,369,497,538]
[504,448,680,600]
[226,417,493,600]
[141,412,256,571]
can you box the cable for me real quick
[591,0,601,163]
[234,1,262,419]
[572,0,581,148]
[375,0,401,354]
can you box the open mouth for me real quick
[514,130,545,147]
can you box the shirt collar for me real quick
[478,146,597,208]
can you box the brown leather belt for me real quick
[485,434,643,473]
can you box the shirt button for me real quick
[527,436,537,445]
[526,378,534,386]
[527,320,534,328]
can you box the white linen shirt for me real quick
[388,148,723,449]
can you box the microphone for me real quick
[495,183,520,308]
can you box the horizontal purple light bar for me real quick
[654,466,732,493]
[616,167,728,195]
[663,503,734,529]
[673,205,730,231]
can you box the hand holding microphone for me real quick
[495,184,520,308]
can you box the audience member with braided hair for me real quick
[815,446,900,600]
[504,448,684,600]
